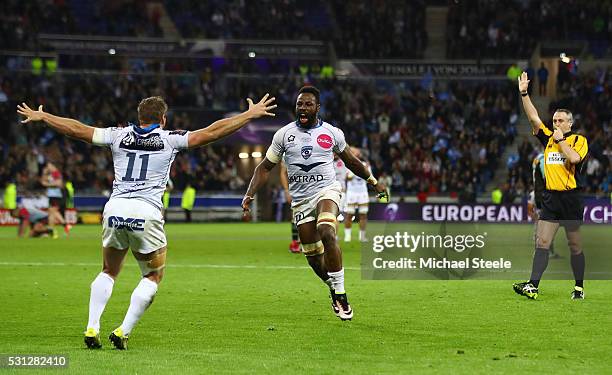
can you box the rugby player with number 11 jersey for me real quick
[17,94,277,348]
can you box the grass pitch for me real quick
[0,223,610,374]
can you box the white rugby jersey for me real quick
[266,120,347,203]
[334,158,347,190]
[346,160,370,195]
[93,124,189,210]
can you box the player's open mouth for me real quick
[298,114,308,123]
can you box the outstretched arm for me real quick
[17,104,96,143]
[188,94,276,148]
[338,147,388,199]
[242,158,277,216]
[518,72,543,134]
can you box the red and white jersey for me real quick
[334,158,348,191]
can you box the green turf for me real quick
[0,223,610,374]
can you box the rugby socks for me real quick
[359,230,366,241]
[119,278,158,336]
[529,248,549,288]
[328,268,345,294]
[344,230,351,242]
[571,252,585,288]
[87,272,115,331]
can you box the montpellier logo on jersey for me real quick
[120,132,164,151]
[292,161,325,172]
[301,146,313,160]
[317,134,333,149]
[108,216,145,231]
[546,152,566,165]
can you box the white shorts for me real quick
[345,191,369,214]
[102,198,167,254]
[292,182,342,226]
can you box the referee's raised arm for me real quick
[518,72,543,135]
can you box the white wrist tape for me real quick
[92,128,106,146]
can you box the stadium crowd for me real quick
[2,0,427,60]
[1,68,518,199]
[2,63,610,199]
[0,70,240,194]
[446,0,612,59]
[1,0,610,201]
[330,1,427,59]
[0,0,161,52]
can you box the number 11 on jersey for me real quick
[122,152,149,181]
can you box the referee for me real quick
[513,72,589,300]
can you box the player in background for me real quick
[333,153,348,236]
[17,94,276,349]
[242,86,387,320]
[344,147,371,243]
[15,191,55,238]
[40,161,70,235]
[162,178,173,221]
[280,161,301,253]
[527,153,557,258]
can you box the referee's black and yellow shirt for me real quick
[534,123,588,191]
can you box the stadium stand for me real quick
[330,0,427,58]
[165,0,332,40]
[0,0,610,205]
[447,0,612,59]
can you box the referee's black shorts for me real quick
[540,189,583,225]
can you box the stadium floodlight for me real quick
[251,151,262,158]
[560,52,571,64]
[238,152,249,159]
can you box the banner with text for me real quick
[338,60,516,78]
[368,202,612,224]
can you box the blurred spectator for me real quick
[446,0,612,59]
[332,0,427,58]
[538,63,549,96]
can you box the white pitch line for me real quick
[0,261,360,271]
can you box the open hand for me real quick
[517,72,529,93]
[246,94,277,118]
[17,103,46,123]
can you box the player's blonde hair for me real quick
[138,96,168,124]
